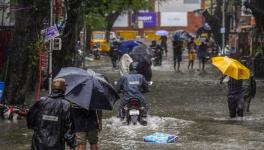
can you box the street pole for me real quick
[158,0,160,12]
[210,0,213,14]
[48,0,53,94]
[222,0,225,55]
[83,26,87,68]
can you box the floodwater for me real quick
[1,54,264,150]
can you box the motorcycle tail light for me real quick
[130,99,139,108]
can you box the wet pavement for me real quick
[1,48,264,150]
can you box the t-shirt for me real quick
[71,107,99,132]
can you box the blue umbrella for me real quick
[118,40,143,55]
[173,30,192,41]
[155,30,169,36]
[55,67,119,110]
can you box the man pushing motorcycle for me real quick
[117,62,149,125]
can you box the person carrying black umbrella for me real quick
[70,105,102,150]
[27,78,76,150]
[54,67,119,150]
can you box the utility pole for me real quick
[48,0,53,94]
[222,0,225,55]
[158,0,160,12]
[211,0,213,14]
[83,26,87,68]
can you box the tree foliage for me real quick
[92,0,149,41]
[6,0,150,104]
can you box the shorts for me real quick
[76,130,99,145]
[174,55,182,62]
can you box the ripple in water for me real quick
[100,116,193,150]
[213,114,264,122]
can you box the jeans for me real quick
[227,94,244,118]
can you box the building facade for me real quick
[112,0,205,39]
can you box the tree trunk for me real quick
[105,12,121,42]
[86,25,92,54]
[53,0,83,75]
[203,0,231,47]
[245,0,264,34]
[203,10,222,46]
[6,0,49,104]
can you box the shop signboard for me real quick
[132,12,157,28]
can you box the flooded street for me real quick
[1,55,264,150]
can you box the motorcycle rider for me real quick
[109,38,120,68]
[92,43,101,59]
[149,40,163,66]
[27,78,76,150]
[117,62,149,122]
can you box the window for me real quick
[184,0,199,4]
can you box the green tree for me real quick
[53,0,83,74]
[97,0,149,41]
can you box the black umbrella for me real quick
[55,67,119,110]
[130,45,152,62]
[129,45,152,81]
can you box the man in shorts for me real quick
[173,40,183,72]
[198,42,208,72]
[71,105,102,150]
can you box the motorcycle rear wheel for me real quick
[131,115,138,125]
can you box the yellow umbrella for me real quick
[211,56,250,80]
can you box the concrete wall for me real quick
[155,0,202,12]
[112,0,205,36]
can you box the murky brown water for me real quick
[1,54,264,150]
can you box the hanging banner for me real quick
[41,26,60,42]
[132,12,157,28]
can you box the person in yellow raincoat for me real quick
[188,49,196,70]
[187,38,196,70]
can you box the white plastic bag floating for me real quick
[144,132,178,144]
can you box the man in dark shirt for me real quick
[109,39,120,68]
[160,35,168,56]
[198,42,208,71]
[117,62,149,120]
[173,40,183,71]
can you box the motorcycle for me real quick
[92,43,101,59]
[0,104,26,120]
[110,46,119,68]
[152,48,162,66]
[123,98,147,125]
